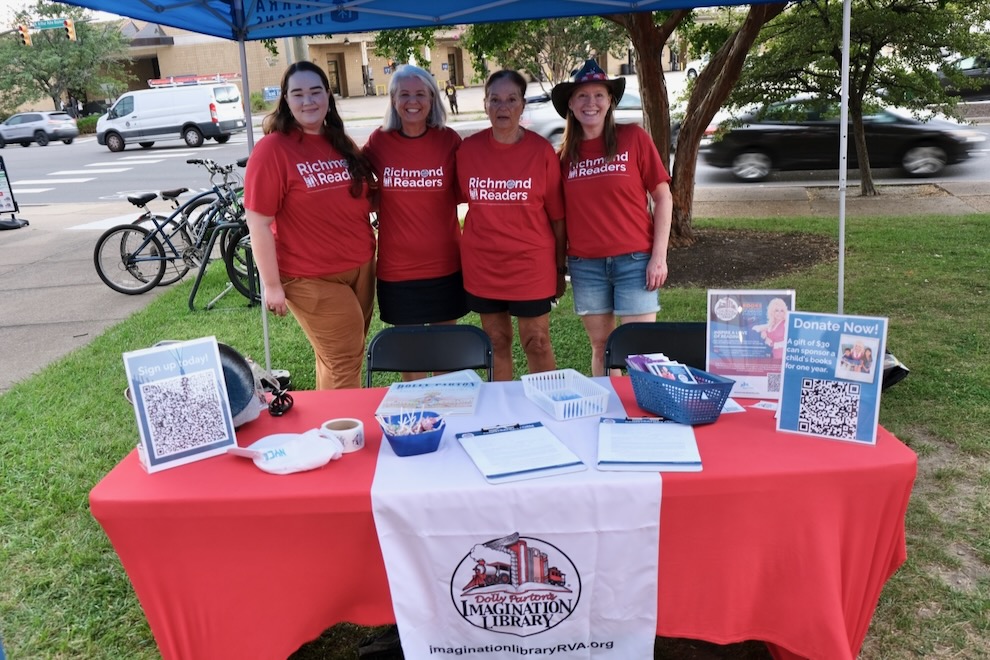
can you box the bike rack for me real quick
[187,221,258,311]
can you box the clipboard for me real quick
[456,422,586,484]
[597,417,702,472]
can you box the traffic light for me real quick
[16,25,32,47]
[64,19,76,41]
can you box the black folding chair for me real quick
[602,321,708,371]
[365,325,494,387]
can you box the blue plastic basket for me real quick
[628,367,735,425]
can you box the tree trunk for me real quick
[849,101,879,196]
[611,5,787,247]
[608,12,679,162]
[669,2,788,247]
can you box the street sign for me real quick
[33,18,67,30]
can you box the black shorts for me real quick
[465,292,553,318]
[377,272,468,325]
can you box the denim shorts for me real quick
[568,252,660,316]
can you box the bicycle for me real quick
[133,157,247,281]
[93,158,247,295]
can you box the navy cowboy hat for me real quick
[551,59,626,119]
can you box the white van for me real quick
[96,84,247,152]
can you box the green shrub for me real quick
[250,91,271,113]
[77,115,99,134]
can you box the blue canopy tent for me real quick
[60,0,856,363]
[61,1,778,39]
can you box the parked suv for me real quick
[937,54,990,100]
[0,111,79,148]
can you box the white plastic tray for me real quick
[521,369,609,420]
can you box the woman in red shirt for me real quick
[363,65,466,342]
[553,60,673,376]
[456,70,567,380]
[244,61,376,390]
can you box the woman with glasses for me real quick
[244,61,377,390]
[455,70,566,380]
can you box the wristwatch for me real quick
[556,266,567,275]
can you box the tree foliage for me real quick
[372,27,443,69]
[727,0,990,195]
[1,1,131,115]
[461,18,628,88]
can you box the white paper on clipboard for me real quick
[456,422,586,484]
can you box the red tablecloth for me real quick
[89,380,916,660]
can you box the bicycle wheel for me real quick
[222,224,261,303]
[182,195,218,242]
[94,225,166,294]
[133,215,192,286]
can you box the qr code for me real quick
[797,378,860,439]
[767,371,782,393]
[140,371,229,458]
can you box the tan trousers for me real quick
[282,260,375,390]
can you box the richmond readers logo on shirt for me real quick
[450,532,580,637]
[382,165,446,189]
[567,151,629,179]
[468,176,532,201]
[296,157,352,188]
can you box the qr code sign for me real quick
[797,378,860,439]
[140,371,229,458]
[767,371,782,393]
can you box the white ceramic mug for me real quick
[319,418,365,453]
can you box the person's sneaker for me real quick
[357,625,403,659]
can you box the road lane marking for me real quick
[14,178,95,184]
[10,188,54,194]
[49,169,131,174]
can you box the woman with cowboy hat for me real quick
[552,59,673,376]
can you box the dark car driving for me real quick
[701,98,986,182]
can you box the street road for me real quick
[3,121,988,208]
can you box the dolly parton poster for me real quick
[707,289,795,399]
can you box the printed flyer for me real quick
[706,289,796,399]
[777,312,888,445]
[123,336,237,473]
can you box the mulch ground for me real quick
[667,229,837,288]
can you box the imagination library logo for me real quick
[449,533,580,637]
[468,176,532,201]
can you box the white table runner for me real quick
[371,379,661,659]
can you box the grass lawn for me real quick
[1,214,988,659]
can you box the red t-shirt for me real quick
[456,129,564,300]
[363,127,462,282]
[561,123,670,258]
[244,131,374,278]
